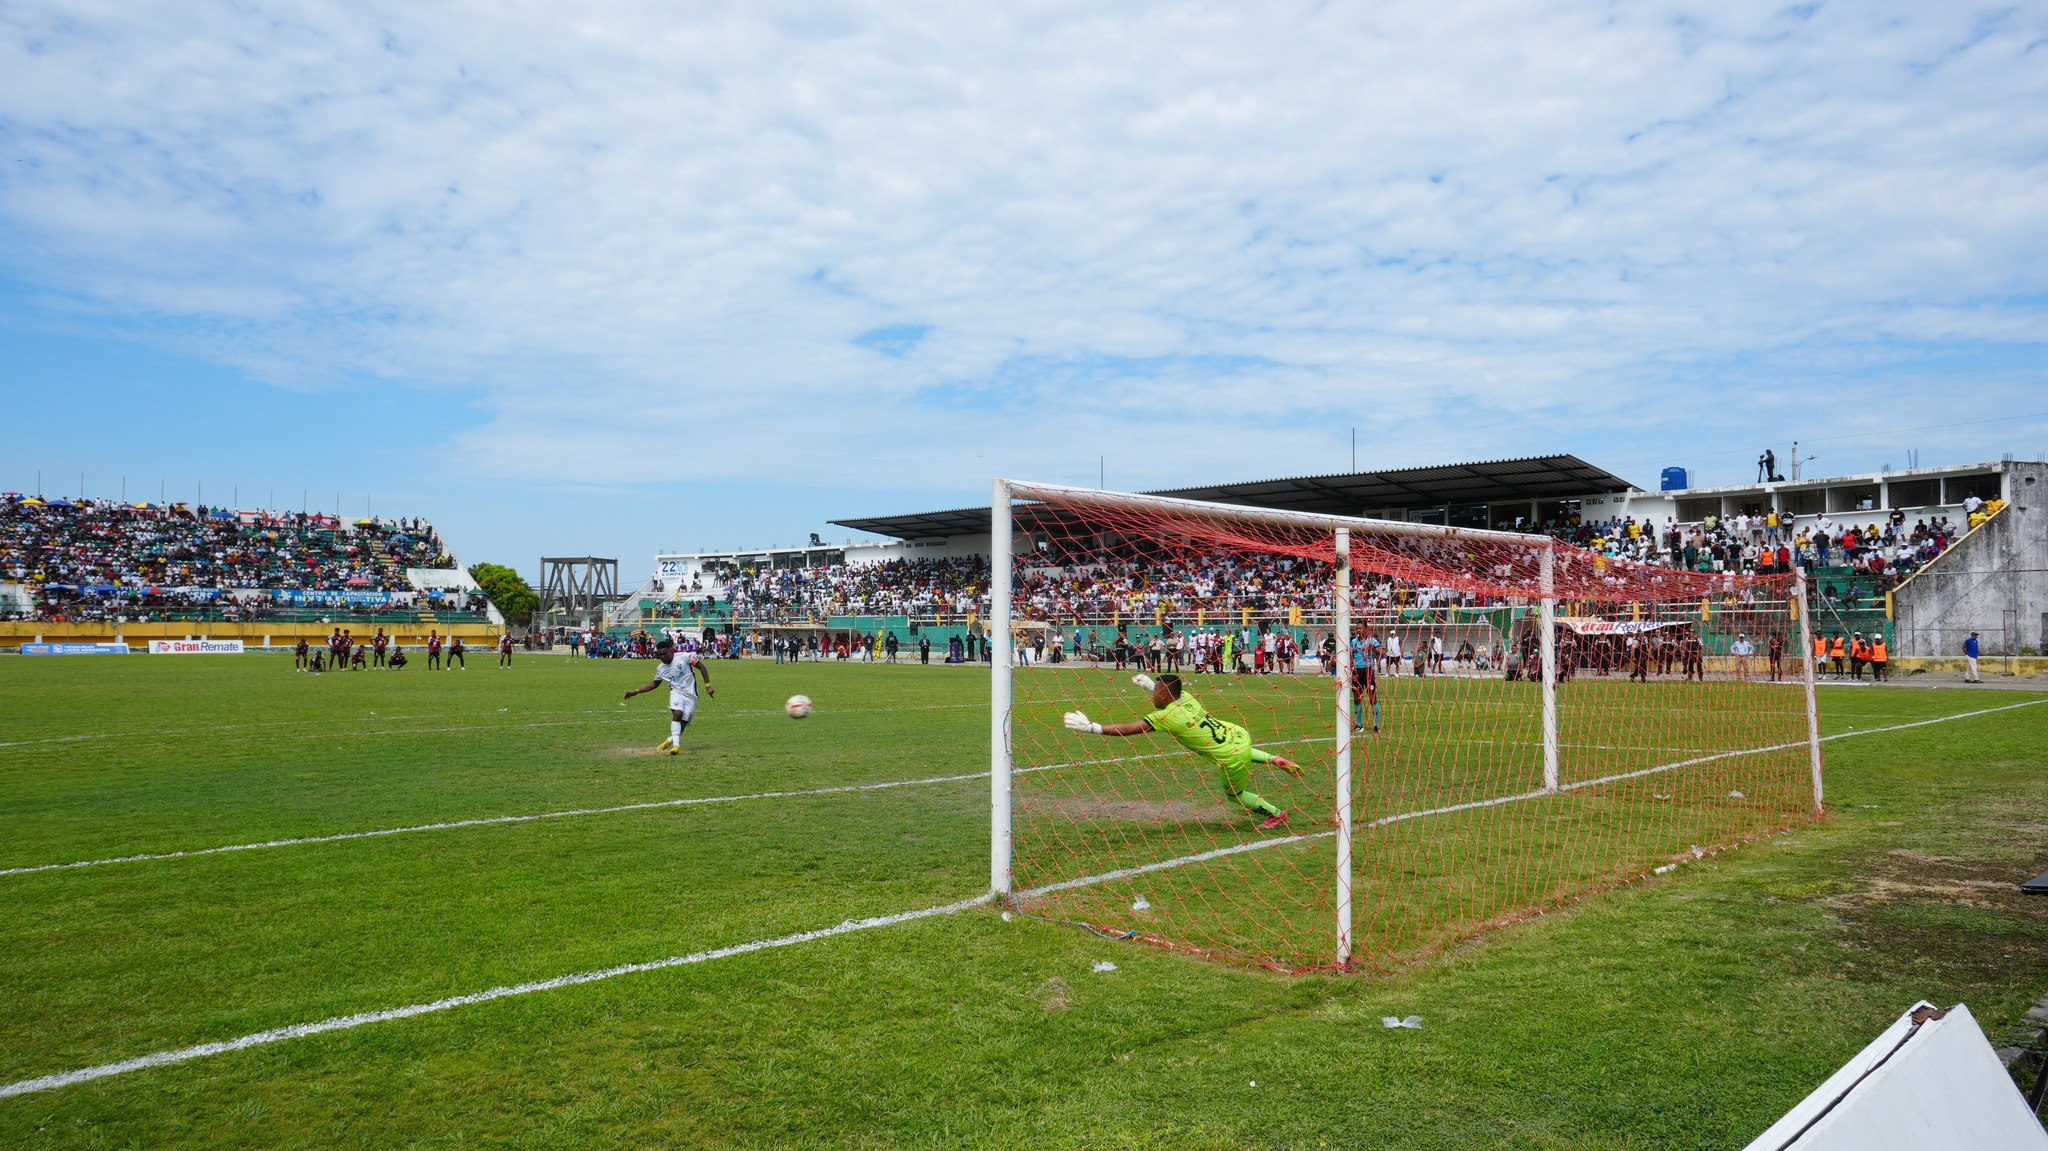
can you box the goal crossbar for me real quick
[1003,478,1556,548]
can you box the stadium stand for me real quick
[0,494,492,632]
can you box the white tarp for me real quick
[1742,1001,2048,1151]
[408,568,478,591]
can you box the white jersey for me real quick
[656,652,701,699]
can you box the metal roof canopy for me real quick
[831,454,1636,541]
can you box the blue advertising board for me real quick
[21,643,131,655]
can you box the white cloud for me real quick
[2,0,2046,491]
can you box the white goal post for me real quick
[989,477,1823,971]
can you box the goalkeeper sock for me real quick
[1235,790,1282,817]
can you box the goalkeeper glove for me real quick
[1063,710,1103,735]
[1130,674,1155,692]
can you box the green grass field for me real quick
[3,653,2046,1149]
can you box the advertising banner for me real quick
[1555,619,1688,635]
[274,589,402,607]
[147,639,247,655]
[21,642,131,655]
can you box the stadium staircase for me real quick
[1805,564,1892,647]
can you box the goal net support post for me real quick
[990,479,1822,972]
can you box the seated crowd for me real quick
[1,494,460,622]
[663,498,1997,634]
[1548,507,1975,589]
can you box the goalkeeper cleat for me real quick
[1258,811,1290,831]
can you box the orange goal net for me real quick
[989,480,1822,973]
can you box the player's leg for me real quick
[662,706,690,753]
[1245,746,1303,777]
[663,693,697,754]
[1216,754,1287,828]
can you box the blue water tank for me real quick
[1660,467,1690,492]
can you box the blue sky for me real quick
[3,1,2047,581]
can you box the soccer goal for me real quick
[990,479,1824,973]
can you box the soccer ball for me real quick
[785,694,814,719]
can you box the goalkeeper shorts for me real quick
[1211,748,1256,796]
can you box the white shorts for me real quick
[668,691,698,721]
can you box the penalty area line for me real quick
[0,893,992,1099]
[1,748,1161,878]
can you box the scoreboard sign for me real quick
[147,639,247,655]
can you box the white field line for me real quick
[0,702,983,751]
[13,699,2041,880]
[0,893,992,1100]
[1018,697,2048,896]
[0,745,1191,878]
[3,697,2039,1099]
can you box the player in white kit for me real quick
[623,637,715,755]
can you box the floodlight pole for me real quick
[1793,568,1824,811]
[1333,527,1354,969]
[991,478,1014,899]
[1539,541,1560,792]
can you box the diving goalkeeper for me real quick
[1064,673,1302,830]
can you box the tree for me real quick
[469,563,539,626]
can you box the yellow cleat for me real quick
[668,744,681,756]
[654,739,675,753]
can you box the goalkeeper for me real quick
[1064,673,1302,830]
